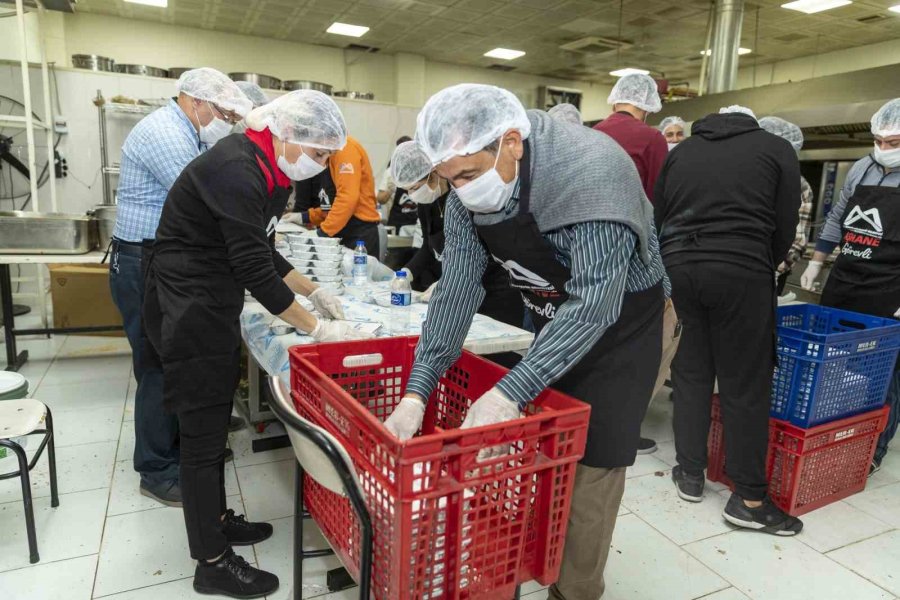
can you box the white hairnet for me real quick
[390,141,432,189]
[759,116,804,153]
[607,74,662,113]
[548,103,583,125]
[871,98,900,138]
[415,83,531,165]
[659,116,686,133]
[234,80,270,108]
[176,67,252,118]
[719,105,757,120]
[245,90,346,150]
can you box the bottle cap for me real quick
[356,240,364,246]
[395,271,407,277]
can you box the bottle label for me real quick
[353,255,367,265]
[391,292,411,306]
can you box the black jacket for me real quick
[653,113,801,273]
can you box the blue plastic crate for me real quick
[771,304,900,427]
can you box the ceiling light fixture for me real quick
[781,0,852,14]
[484,48,526,60]
[124,0,168,6]
[610,67,649,77]
[701,47,752,55]
[889,4,900,12]
[326,22,370,37]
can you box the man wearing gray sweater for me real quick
[384,84,667,599]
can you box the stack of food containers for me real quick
[286,233,344,294]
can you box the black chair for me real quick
[0,399,59,564]
[268,376,373,600]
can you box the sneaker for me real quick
[869,458,882,476]
[139,480,182,508]
[223,509,274,546]
[229,416,246,433]
[637,437,658,455]
[224,448,234,463]
[672,465,704,502]
[194,548,278,599]
[723,494,803,536]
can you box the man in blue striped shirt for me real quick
[384,84,667,600]
[109,68,251,508]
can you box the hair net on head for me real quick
[234,80,269,108]
[871,98,900,138]
[759,116,803,152]
[415,83,531,165]
[548,103,583,125]
[176,67,252,117]
[244,90,347,150]
[390,141,433,189]
[659,116,686,133]
[719,105,757,120]
[607,74,662,113]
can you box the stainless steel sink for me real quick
[0,211,99,254]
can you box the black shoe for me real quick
[637,437,658,455]
[223,509,274,546]
[229,416,246,432]
[723,494,803,536]
[194,548,278,599]
[224,448,234,463]
[139,480,182,508]
[869,457,882,476]
[672,465,704,502]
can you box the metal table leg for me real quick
[1,264,28,372]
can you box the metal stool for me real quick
[0,400,59,564]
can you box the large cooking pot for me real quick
[89,204,118,247]
[229,72,282,90]
[282,80,333,95]
[168,67,193,79]
[72,54,115,72]
[333,91,375,100]
[115,64,169,78]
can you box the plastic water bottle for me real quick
[390,271,412,335]
[352,240,368,286]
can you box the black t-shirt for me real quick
[293,169,335,213]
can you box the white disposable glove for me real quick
[800,261,822,291]
[460,387,522,460]
[383,396,426,441]
[308,288,345,320]
[421,281,439,303]
[309,319,373,342]
[894,307,900,319]
[280,212,307,225]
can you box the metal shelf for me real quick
[99,102,156,115]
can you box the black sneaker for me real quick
[637,437,658,454]
[222,509,274,546]
[672,465,704,502]
[194,548,278,599]
[869,458,882,476]
[229,416,246,432]
[723,494,803,536]
[139,480,182,508]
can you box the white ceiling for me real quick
[72,0,900,83]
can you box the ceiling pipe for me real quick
[707,0,745,94]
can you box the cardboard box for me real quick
[49,263,124,337]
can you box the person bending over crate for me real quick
[383,83,668,600]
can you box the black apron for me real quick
[472,141,663,468]
[387,186,418,230]
[143,144,292,414]
[821,168,900,320]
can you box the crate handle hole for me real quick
[837,318,867,330]
[342,353,385,368]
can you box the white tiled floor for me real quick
[1,334,899,600]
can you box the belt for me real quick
[112,237,148,256]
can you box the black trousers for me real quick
[668,261,773,501]
[336,216,380,259]
[178,401,232,560]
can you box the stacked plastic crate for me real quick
[708,304,900,516]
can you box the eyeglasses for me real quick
[209,102,242,125]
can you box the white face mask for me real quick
[409,179,440,205]
[873,144,900,169]
[195,102,232,146]
[667,142,678,152]
[278,144,327,181]
[454,139,518,214]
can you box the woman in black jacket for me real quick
[143,91,371,599]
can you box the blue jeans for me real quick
[875,366,900,463]
[109,239,180,487]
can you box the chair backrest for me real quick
[267,376,363,499]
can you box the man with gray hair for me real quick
[383,83,668,599]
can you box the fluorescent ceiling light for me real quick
[781,0,852,14]
[610,67,649,77]
[326,22,369,37]
[701,47,752,56]
[889,4,900,12]
[124,0,167,6]
[484,48,526,60]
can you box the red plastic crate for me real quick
[707,395,889,516]
[288,337,591,600]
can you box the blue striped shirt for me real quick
[406,185,669,409]
[113,100,205,242]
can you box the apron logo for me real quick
[522,296,557,320]
[844,206,883,237]
[318,188,332,208]
[492,256,556,292]
[265,216,278,237]
[841,206,883,260]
